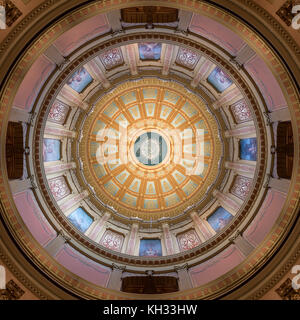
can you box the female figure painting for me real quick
[43,139,61,162]
[139,239,162,257]
[207,66,233,93]
[67,67,93,93]
[139,43,162,60]
[207,207,233,233]
[239,138,257,161]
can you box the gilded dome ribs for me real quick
[2,0,298,300]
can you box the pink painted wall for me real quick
[245,55,287,111]
[244,189,286,247]
[13,55,55,111]
[13,190,56,246]
[55,244,111,287]
[189,14,245,55]
[53,14,110,56]
[189,245,244,286]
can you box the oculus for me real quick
[134,132,168,166]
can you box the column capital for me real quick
[162,222,170,228]
[29,175,37,190]
[58,229,71,243]
[106,9,122,33]
[131,222,139,229]
[82,190,90,197]
[263,174,271,189]
[233,44,256,66]
[111,263,126,272]
[103,211,112,219]
[9,178,31,194]
[228,230,242,243]
[189,211,198,218]
[268,177,290,194]
[44,44,68,69]
[9,107,31,123]
[229,231,254,257]
[177,10,193,33]
[268,107,291,122]
[174,263,189,272]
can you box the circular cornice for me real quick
[31,32,266,268]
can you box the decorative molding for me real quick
[3,1,22,28]
[78,78,222,220]
[0,280,25,300]
[275,278,300,300]
[0,0,298,300]
[249,242,300,300]
[276,0,299,27]
[238,0,300,55]
[0,241,48,299]
[1,32,269,273]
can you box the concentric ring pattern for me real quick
[0,0,299,301]
[79,79,223,219]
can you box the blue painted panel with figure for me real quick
[207,66,233,93]
[240,138,257,161]
[139,43,162,60]
[67,208,93,233]
[207,207,233,233]
[139,239,162,257]
[43,139,61,162]
[67,67,93,93]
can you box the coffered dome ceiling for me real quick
[78,79,223,219]
[0,0,299,300]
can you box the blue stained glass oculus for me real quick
[134,132,167,166]
[239,138,257,161]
